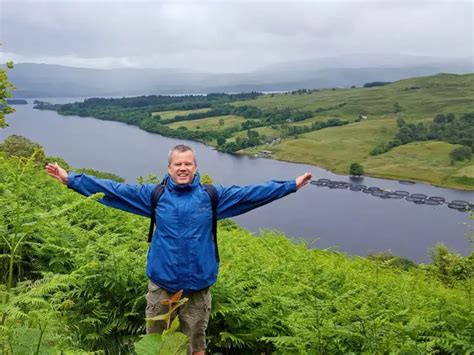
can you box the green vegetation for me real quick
[151,108,210,119]
[350,162,364,176]
[136,292,189,355]
[167,115,246,131]
[364,141,474,188]
[451,146,472,162]
[0,60,15,128]
[0,136,473,353]
[370,112,474,156]
[0,134,45,163]
[232,73,474,118]
[35,73,474,189]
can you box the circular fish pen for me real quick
[410,193,427,199]
[428,196,446,203]
[309,178,472,212]
[394,191,410,197]
[448,200,471,211]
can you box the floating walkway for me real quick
[310,179,473,212]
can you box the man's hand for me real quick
[45,162,68,185]
[295,172,312,190]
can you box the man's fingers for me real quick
[302,172,312,184]
[45,164,58,176]
[296,172,313,189]
[45,162,67,185]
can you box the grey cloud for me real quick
[1,0,472,72]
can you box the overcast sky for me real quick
[1,0,472,73]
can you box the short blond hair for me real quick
[168,145,197,166]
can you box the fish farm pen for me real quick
[310,179,473,212]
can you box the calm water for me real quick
[2,98,473,262]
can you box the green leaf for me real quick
[167,316,180,334]
[134,333,162,355]
[160,332,188,355]
[147,313,170,321]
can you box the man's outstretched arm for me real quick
[45,162,154,217]
[215,172,312,219]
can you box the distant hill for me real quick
[6,53,473,97]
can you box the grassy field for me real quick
[166,114,246,131]
[266,119,398,170]
[226,126,281,143]
[287,114,347,127]
[364,141,473,189]
[151,108,210,119]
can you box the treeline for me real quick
[78,92,261,108]
[281,118,348,138]
[218,118,349,153]
[34,92,263,120]
[138,116,234,142]
[1,146,473,354]
[363,81,392,88]
[371,112,474,158]
[162,104,314,125]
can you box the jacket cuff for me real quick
[288,180,297,193]
[67,172,79,189]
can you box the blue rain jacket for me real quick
[67,172,297,293]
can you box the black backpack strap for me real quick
[148,179,167,243]
[204,184,220,262]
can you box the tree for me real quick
[434,113,446,124]
[247,129,259,139]
[446,113,456,122]
[218,118,224,126]
[349,162,364,176]
[396,117,406,128]
[0,135,45,163]
[216,137,226,146]
[393,102,402,113]
[0,60,15,128]
[450,146,472,162]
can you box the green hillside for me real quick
[37,73,474,190]
[231,74,474,189]
[233,73,474,120]
[0,150,473,354]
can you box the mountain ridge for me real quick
[6,54,473,97]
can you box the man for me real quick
[45,144,312,355]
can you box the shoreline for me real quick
[237,148,474,192]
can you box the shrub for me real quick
[450,146,472,162]
[0,134,45,163]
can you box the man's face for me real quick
[168,150,197,185]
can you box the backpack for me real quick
[148,180,220,262]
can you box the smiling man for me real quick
[45,144,312,354]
